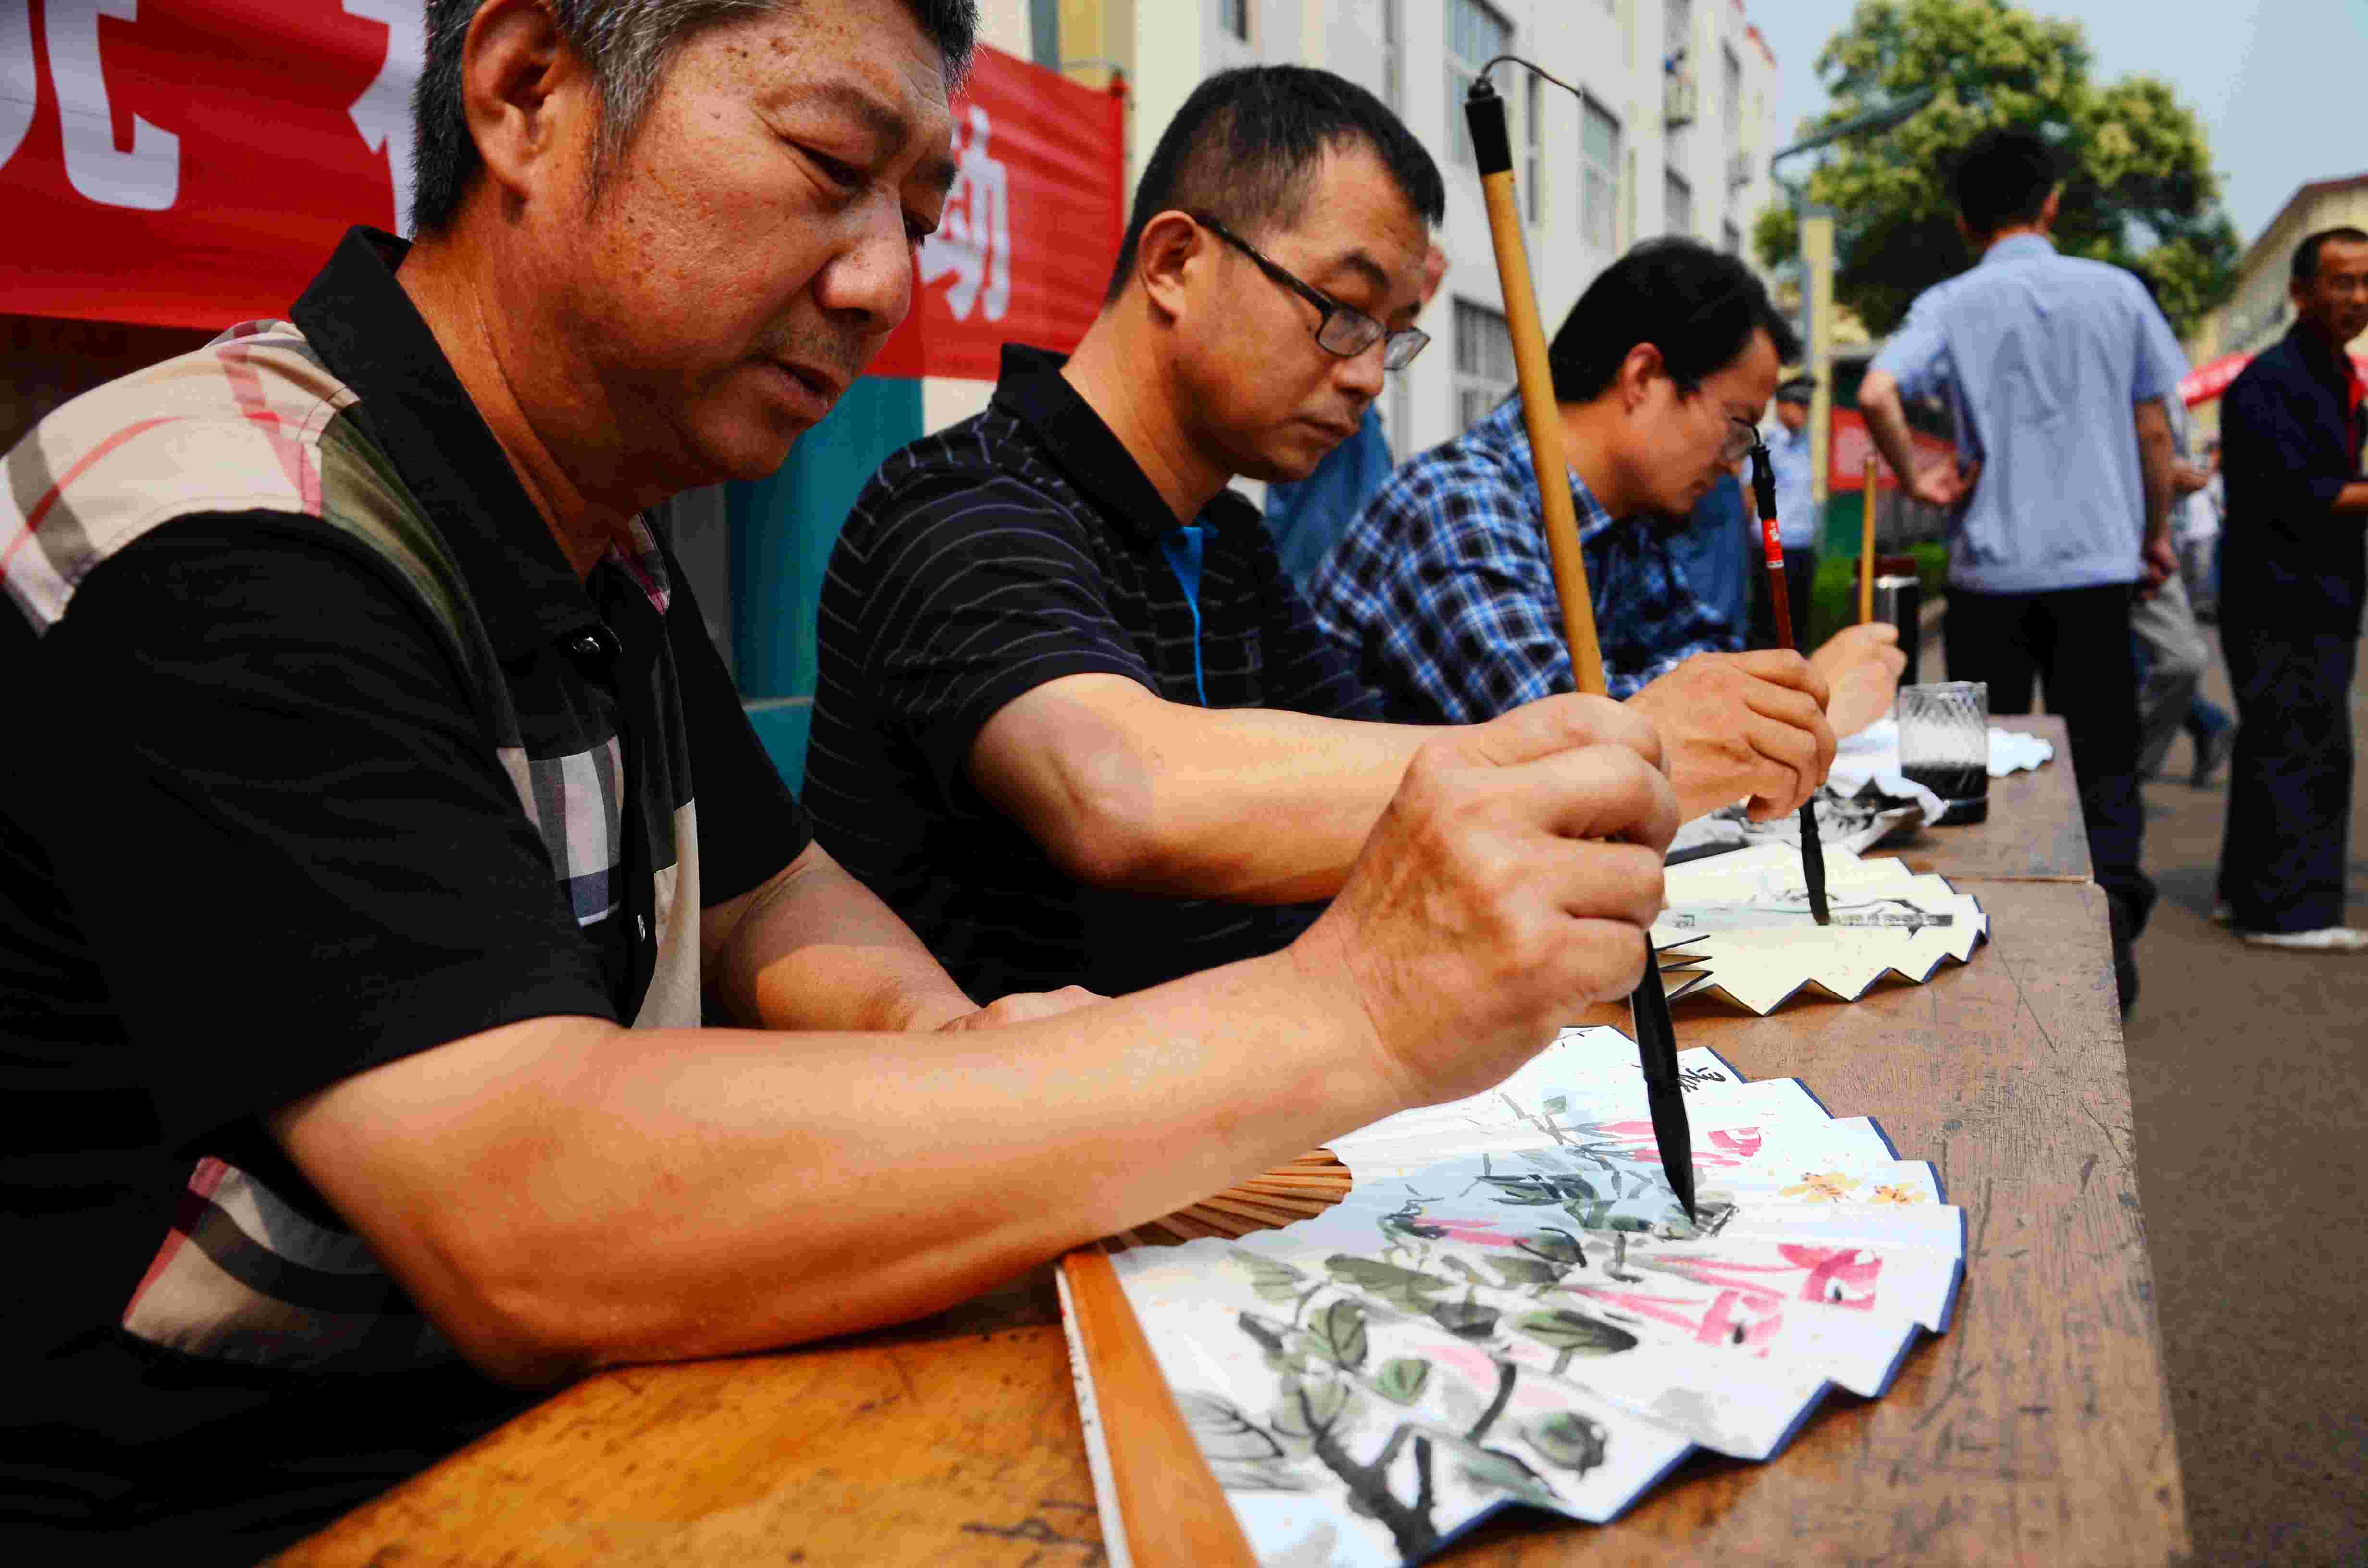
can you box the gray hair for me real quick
[409,0,979,234]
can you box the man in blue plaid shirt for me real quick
[1311,241,1902,822]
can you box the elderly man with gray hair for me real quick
[0,1,1680,1556]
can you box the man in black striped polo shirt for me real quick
[808,67,1842,1000]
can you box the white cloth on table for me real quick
[1826,717,2056,797]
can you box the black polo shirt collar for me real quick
[988,343,1258,545]
[290,227,611,662]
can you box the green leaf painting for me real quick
[1230,1248,1309,1304]
[1518,1228,1587,1265]
[1427,1297,1504,1341]
[1325,1255,1452,1313]
[1517,1309,1641,1358]
[1374,1356,1433,1405]
[1486,1254,1568,1289]
[1177,1390,1285,1462]
[1308,1298,1369,1371]
[1523,1412,1611,1475]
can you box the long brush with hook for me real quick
[1461,55,1693,1223]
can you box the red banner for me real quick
[2180,345,2368,406]
[1827,405,1955,493]
[872,48,1126,380]
[1,0,415,331]
[0,7,1124,378]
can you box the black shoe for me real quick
[2191,724,2235,788]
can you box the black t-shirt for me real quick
[804,345,1381,1001]
[0,231,810,1560]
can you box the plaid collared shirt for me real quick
[1307,398,1739,721]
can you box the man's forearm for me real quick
[1856,372,1925,485]
[978,681,1433,905]
[704,843,976,1032]
[2134,399,2176,543]
[1120,707,1428,901]
[2332,480,2368,514]
[277,949,1399,1384]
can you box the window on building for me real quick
[1447,0,1513,168]
[1219,0,1248,44]
[1454,298,1516,432]
[1723,44,1743,144]
[1664,0,1693,66]
[1525,74,1544,222]
[1665,169,1693,237]
[1382,0,1403,111]
[1722,218,1742,256]
[1579,95,1621,254]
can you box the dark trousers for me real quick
[2217,619,2358,932]
[1750,547,1818,648]
[1945,584,2155,935]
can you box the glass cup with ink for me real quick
[1897,680,1989,826]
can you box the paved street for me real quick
[1934,620,2368,1565]
[2118,626,2368,1566]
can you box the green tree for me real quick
[1753,0,2237,337]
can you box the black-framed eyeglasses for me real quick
[1190,212,1431,371]
[1719,415,1759,464]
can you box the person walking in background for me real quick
[2187,438,2225,622]
[1261,245,1447,592]
[2214,226,2368,951]
[1857,129,2186,1013]
[1749,374,1820,650]
[2129,273,2235,790]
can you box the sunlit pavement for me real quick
[2123,625,2368,1566]
[1938,617,2368,1565]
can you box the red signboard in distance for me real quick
[0,7,1125,381]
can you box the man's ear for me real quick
[462,0,589,211]
[2038,185,2061,231]
[1616,342,1665,415]
[1133,210,1205,327]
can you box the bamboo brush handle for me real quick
[1476,169,1607,694]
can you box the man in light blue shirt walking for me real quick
[1859,129,2184,1013]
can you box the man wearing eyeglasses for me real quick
[807,66,1676,1001]
[1308,240,1904,822]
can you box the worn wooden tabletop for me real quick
[1892,714,2092,884]
[280,876,2186,1568]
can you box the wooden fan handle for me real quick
[1059,1247,1259,1567]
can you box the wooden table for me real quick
[281,878,2188,1568]
[1892,715,2093,884]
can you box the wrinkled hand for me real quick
[1292,695,1677,1107]
[932,985,1106,1033]
[2136,536,2178,600]
[1808,622,1907,739]
[1626,650,1835,822]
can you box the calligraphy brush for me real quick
[1465,65,1693,1221]
[1747,442,1832,927]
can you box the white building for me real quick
[977,0,1784,459]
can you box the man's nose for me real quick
[814,206,916,335]
[1332,338,1388,401]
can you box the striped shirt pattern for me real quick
[1308,397,1739,720]
[805,345,1379,1000]
[0,314,701,1377]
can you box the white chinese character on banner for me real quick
[42,0,181,210]
[342,0,425,235]
[918,104,1010,322]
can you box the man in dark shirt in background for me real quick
[2216,226,2368,949]
[806,69,1836,1000]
